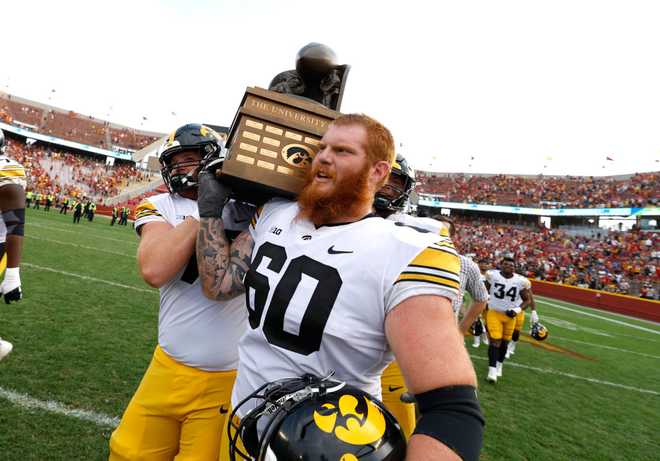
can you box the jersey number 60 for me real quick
[244,242,343,355]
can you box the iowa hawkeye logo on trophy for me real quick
[218,43,350,204]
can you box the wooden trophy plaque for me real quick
[220,87,341,205]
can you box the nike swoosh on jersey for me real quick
[327,245,354,254]
[388,385,404,392]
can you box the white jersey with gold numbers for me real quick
[134,193,252,371]
[232,199,460,415]
[485,270,531,312]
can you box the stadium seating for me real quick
[1,94,158,151]
[417,172,658,208]
[453,219,658,299]
[5,137,155,202]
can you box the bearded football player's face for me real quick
[297,124,375,225]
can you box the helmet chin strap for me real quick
[170,167,200,192]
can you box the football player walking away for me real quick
[109,124,253,461]
[0,129,27,361]
[197,114,484,461]
[506,286,538,358]
[483,257,532,383]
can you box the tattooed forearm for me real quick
[197,217,229,299]
[196,217,254,300]
[222,231,255,296]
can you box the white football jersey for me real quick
[0,155,27,244]
[386,211,450,236]
[485,270,531,312]
[134,193,253,371]
[232,199,460,415]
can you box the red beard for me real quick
[297,161,373,226]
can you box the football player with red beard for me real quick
[197,114,484,461]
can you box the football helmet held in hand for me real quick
[229,374,406,461]
[530,322,548,341]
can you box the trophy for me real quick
[218,43,350,205]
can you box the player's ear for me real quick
[371,160,391,188]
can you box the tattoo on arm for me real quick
[221,232,255,297]
[196,217,254,300]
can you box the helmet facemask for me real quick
[157,123,225,194]
[160,150,203,194]
[374,169,415,212]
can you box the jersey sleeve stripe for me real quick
[408,264,460,278]
[0,168,26,178]
[394,275,460,291]
[250,205,264,230]
[134,201,162,220]
[398,271,460,288]
[409,246,460,271]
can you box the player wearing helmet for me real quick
[198,114,484,461]
[109,124,253,461]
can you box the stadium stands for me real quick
[0,93,159,151]
[453,219,658,299]
[417,172,659,208]
[5,137,155,202]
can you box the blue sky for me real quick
[3,0,660,175]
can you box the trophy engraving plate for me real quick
[221,87,341,204]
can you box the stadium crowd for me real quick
[5,137,153,202]
[452,219,659,299]
[417,172,659,208]
[1,94,158,150]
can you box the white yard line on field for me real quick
[0,386,119,428]
[470,355,660,395]
[537,297,660,335]
[552,335,660,360]
[27,221,137,245]
[23,263,153,294]
[28,235,135,258]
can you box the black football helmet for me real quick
[158,123,224,193]
[0,129,6,155]
[374,154,416,212]
[229,374,406,461]
[530,322,548,341]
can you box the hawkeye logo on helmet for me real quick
[313,394,386,446]
[282,143,315,168]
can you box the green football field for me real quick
[0,208,658,460]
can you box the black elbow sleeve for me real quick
[413,385,485,461]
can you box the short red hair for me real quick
[330,113,396,167]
